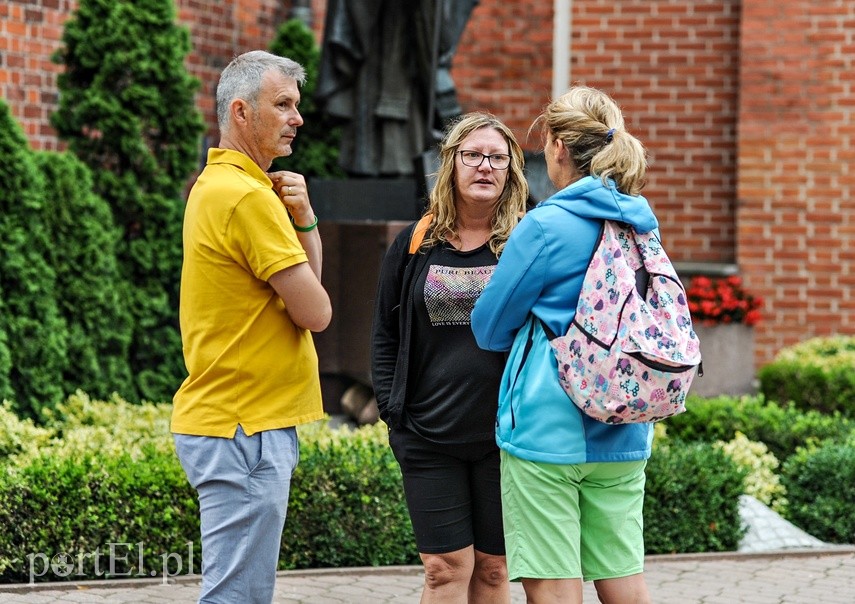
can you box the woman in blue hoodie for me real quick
[471,86,655,603]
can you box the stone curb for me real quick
[643,544,855,563]
[1,546,852,594]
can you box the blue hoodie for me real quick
[471,176,659,464]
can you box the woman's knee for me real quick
[421,550,474,588]
[474,554,508,586]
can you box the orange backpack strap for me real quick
[408,213,434,254]
[408,210,524,254]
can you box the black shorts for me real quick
[389,426,505,556]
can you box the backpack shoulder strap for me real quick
[408,210,525,254]
[409,213,434,254]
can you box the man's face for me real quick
[248,70,304,168]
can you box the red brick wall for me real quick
[738,0,855,362]
[452,1,555,141]
[0,0,73,151]
[454,0,741,263]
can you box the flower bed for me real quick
[686,276,763,396]
[687,275,763,326]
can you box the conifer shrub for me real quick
[51,0,205,402]
[34,152,134,401]
[0,100,68,417]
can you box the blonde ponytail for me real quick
[537,86,648,195]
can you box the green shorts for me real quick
[500,451,647,582]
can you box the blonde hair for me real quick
[421,112,529,256]
[533,86,647,195]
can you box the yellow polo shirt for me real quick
[171,148,324,437]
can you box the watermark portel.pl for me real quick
[24,541,195,585]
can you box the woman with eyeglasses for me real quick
[371,112,529,603]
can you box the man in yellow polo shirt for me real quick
[172,50,331,604]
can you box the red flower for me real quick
[686,276,763,326]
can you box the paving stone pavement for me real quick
[1,548,854,604]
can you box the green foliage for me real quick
[644,442,746,554]
[781,440,855,544]
[282,421,418,568]
[664,394,855,462]
[715,431,786,512]
[0,100,68,417]
[269,19,344,179]
[33,152,135,401]
[0,395,195,582]
[759,336,855,416]
[0,402,53,461]
[0,401,418,582]
[5,394,793,579]
[41,391,171,432]
[52,0,205,402]
[38,391,174,459]
[0,446,200,582]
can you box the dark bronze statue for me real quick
[316,0,479,177]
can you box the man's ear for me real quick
[231,99,249,125]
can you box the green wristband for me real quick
[291,215,318,232]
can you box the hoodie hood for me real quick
[539,175,658,233]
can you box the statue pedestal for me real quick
[308,178,422,221]
[308,178,421,415]
[691,324,756,397]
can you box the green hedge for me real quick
[663,394,855,462]
[759,336,855,417]
[662,391,855,544]
[781,439,855,544]
[0,392,764,583]
[281,422,417,569]
[644,441,746,554]
[0,396,757,583]
[0,446,198,583]
[0,398,418,583]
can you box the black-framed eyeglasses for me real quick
[457,150,511,170]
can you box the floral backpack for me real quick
[543,221,703,424]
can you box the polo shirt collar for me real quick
[206,148,272,187]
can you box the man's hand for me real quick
[269,170,315,229]
[267,169,325,293]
